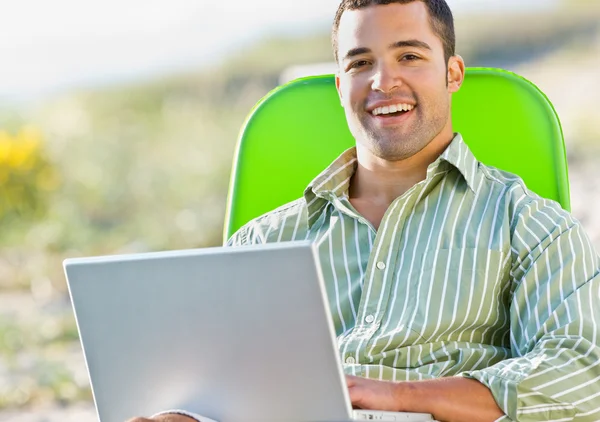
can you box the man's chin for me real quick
[375,151,415,162]
[361,137,431,162]
[369,145,419,162]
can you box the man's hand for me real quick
[346,375,408,411]
[126,415,196,422]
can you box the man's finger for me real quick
[345,374,359,387]
[347,384,366,409]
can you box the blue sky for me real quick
[0,0,559,102]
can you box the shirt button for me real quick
[376,261,386,270]
[365,315,375,324]
[346,356,356,364]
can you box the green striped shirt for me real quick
[227,134,600,421]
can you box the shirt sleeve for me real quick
[152,409,219,422]
[463,198,600,421]
[226,220,264,246]
[225,225,250,246]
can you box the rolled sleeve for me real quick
[152,409,219,422]
[464,199,600,421]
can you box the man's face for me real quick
[335,2,461,161]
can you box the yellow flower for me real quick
[7,128,42,170]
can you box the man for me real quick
[130,1,600,421]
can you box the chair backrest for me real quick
[224,68,570,242]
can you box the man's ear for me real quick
[335,73,344,106]
[447,55,465,94]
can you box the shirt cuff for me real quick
[151,409,219,422]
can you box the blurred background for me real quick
[0,0,599,420]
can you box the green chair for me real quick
[224,68,570,242]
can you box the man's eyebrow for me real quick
[342,40,432,61]
[342,47,371,61]
[389,39,432,51]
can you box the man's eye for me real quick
[402,54,420,61]
[350,60,370,69]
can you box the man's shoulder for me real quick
[476,163,596,275]
[227,197,309,246]
[477,162,528,194]
[476,162,572,228]
[250,197,308,226]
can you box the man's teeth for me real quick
[371,104,415,116]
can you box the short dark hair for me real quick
[332,0,456,64]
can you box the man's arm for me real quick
[461,199,600,421]
[347,198,600,421]
[127,409,217,422]
[347,375,504,422]
[127,416,194,422]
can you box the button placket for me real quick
[359,185,432,360]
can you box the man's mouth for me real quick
[370,103,415,117]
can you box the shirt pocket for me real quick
[404,248,508,345]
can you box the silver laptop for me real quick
[64,241,433,422]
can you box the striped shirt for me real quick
[228,134,600,421]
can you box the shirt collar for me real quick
[438,133,480,193]
[303,133,480,228]
[304,147,357,227]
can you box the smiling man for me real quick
[129,1,600,422]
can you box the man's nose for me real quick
[371,64,402,93]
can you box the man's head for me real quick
[332,0,456,65]
[333,0,464,162]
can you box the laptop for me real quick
[64,241,434,422]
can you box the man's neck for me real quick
[348,133,455,229]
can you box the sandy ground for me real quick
[0,405,97,422]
